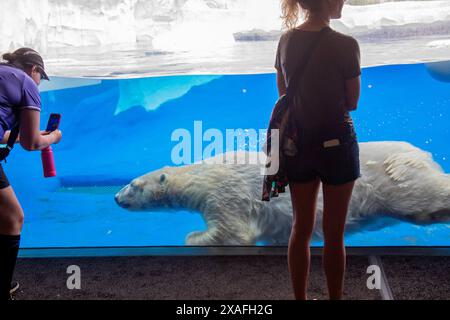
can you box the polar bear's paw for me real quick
[185,228,256,246]
[186,230,220,246]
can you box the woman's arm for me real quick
[19,109,62,151]
[1,130,51,144]
[277,69,287,97]
[345,75,361,111]
[343,38,361,111]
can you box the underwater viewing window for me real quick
[0,0,449,256]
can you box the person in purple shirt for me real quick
[0,48,62,300]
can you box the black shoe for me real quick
[10,281,19,295]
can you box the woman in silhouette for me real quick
[275,0,361,299]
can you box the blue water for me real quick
[6,62,450,249]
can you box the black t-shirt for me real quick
[275,27,361,129]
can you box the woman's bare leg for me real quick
[322,181,355,300]
[0,186,24,235]
[288,178,321,300]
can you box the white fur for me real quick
[115,141,450,245]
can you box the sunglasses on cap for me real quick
[37,67,46,80]
[31,65,49,81]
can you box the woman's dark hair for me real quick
[281,0,327,29]
[2,47,49,80]
[3,48,34,67]
[2,53,17,64]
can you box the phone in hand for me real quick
[46,113,61,132]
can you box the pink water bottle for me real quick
[41,146,56,177]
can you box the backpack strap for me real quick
[6,123,20,151]
[0,121,20,163]
[286,26,331,98]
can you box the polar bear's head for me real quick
[115,167,171,211]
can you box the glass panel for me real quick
[1,0,449,249]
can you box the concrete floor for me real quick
[11,255,449,300]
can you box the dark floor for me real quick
[381,256,450,300]
[11,255,449,300]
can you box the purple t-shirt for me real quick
[0,64,41,138]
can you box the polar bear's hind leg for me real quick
[382,149,450,224]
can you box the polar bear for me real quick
[115,141,450,245]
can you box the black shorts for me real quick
[285,123,361,185]
[0,164,10,189]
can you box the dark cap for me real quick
[10,48,50,81]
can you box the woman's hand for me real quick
[40,130,62,144]
[49,130,62,145]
